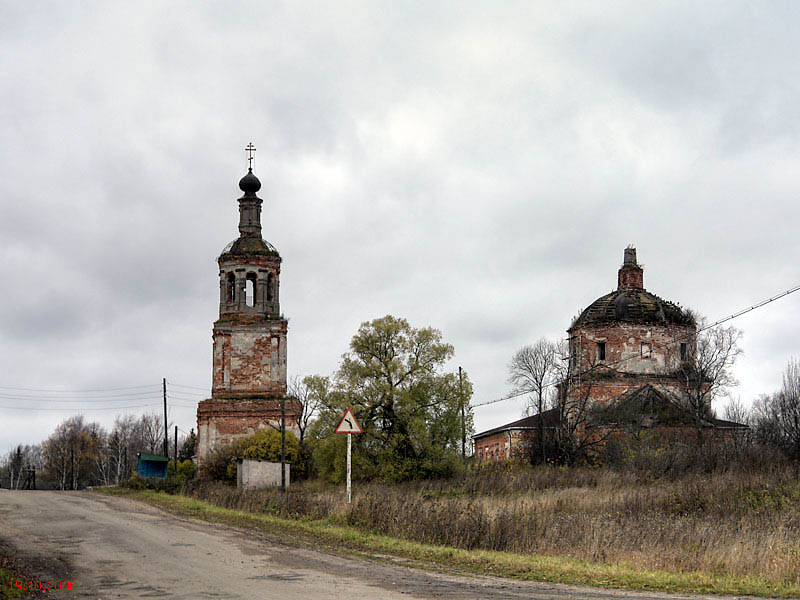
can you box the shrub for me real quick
[202,429,299,484]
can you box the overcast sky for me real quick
[2,1,800,453]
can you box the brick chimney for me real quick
[618,246,644,290]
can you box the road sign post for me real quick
[346,432,352,504]
[335,407,363,504]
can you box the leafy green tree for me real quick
[178,429,196,461]
[311,315,473,482]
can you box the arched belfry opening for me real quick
[245,273,256,308]
[226,273,236,304]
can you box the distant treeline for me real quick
[0,414,195,490]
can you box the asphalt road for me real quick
[0,490,749,600]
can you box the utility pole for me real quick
[459,366,466,462]
[163,378,168,458]
[174,425,178,477]
[280,394,286,492]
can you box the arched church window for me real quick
[267,273,274,302]
[245,273,257,307]
[226,273,235,303]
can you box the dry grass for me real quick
[179,464,800,588]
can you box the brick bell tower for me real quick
[196,146,300,464]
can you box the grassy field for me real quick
[103,463,800,598]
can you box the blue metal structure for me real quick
[137,453,169,478]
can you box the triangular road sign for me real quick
[335,407,363,434]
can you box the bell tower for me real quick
[196,145,299,463]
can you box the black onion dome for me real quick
[239,169,261,194]
[569,289,695,331]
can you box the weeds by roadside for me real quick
[120,462,800,592]
[102,486,800,598]
[0,551,32,599]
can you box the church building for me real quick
[473,247,746,461]
[196,152,300,463]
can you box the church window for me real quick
[245,273,256,307]
[641,342,652,358]
[680,343,687,361]
[226,273,235,303]
[597,342,606,361]
[267,273,275,302]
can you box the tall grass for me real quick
[181,463,800,585]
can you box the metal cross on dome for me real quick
[245,143,256,170]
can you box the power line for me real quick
[697,283,800,332]
[0,403,164,412]
[472,281,800,409]
[169,383,211,392]
[166,389,208,397]
[2,389,164,398]
[0,383,160,393]
[166,391,202,398]
[0,392,165,402]
[166,396,199,404]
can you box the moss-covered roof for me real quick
[138,453,169,462]
[569,288,694,331]
[219,236,279,258]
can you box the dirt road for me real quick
[0,490,740,600]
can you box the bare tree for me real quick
[720,396,751,454]
[675,319,742,443]
[723,396,749,425]
[41,416,101,490]
[553,342,612,463]
[3,446,34,489]
[776,358,800,461]
[109,414,137,483]
[507,339,560,462]
[288,375,328,445]
[90,425,113,486]
[751,393,781,447]
[136,413,166,455]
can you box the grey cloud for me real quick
[1,2,799,451]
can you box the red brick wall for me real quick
[198,248,291,464]
[196,398,301,464]
[567,322,695,407]
[474,431,510,461]
[618,265,644,290]
[212,321,287,396]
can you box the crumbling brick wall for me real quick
[196,397,301,462]
[567,322,696,407]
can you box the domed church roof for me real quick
[219,237,279,258]
[568,247,695,331]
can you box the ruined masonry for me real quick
[473,247,746,460]
[196,164,300,464]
